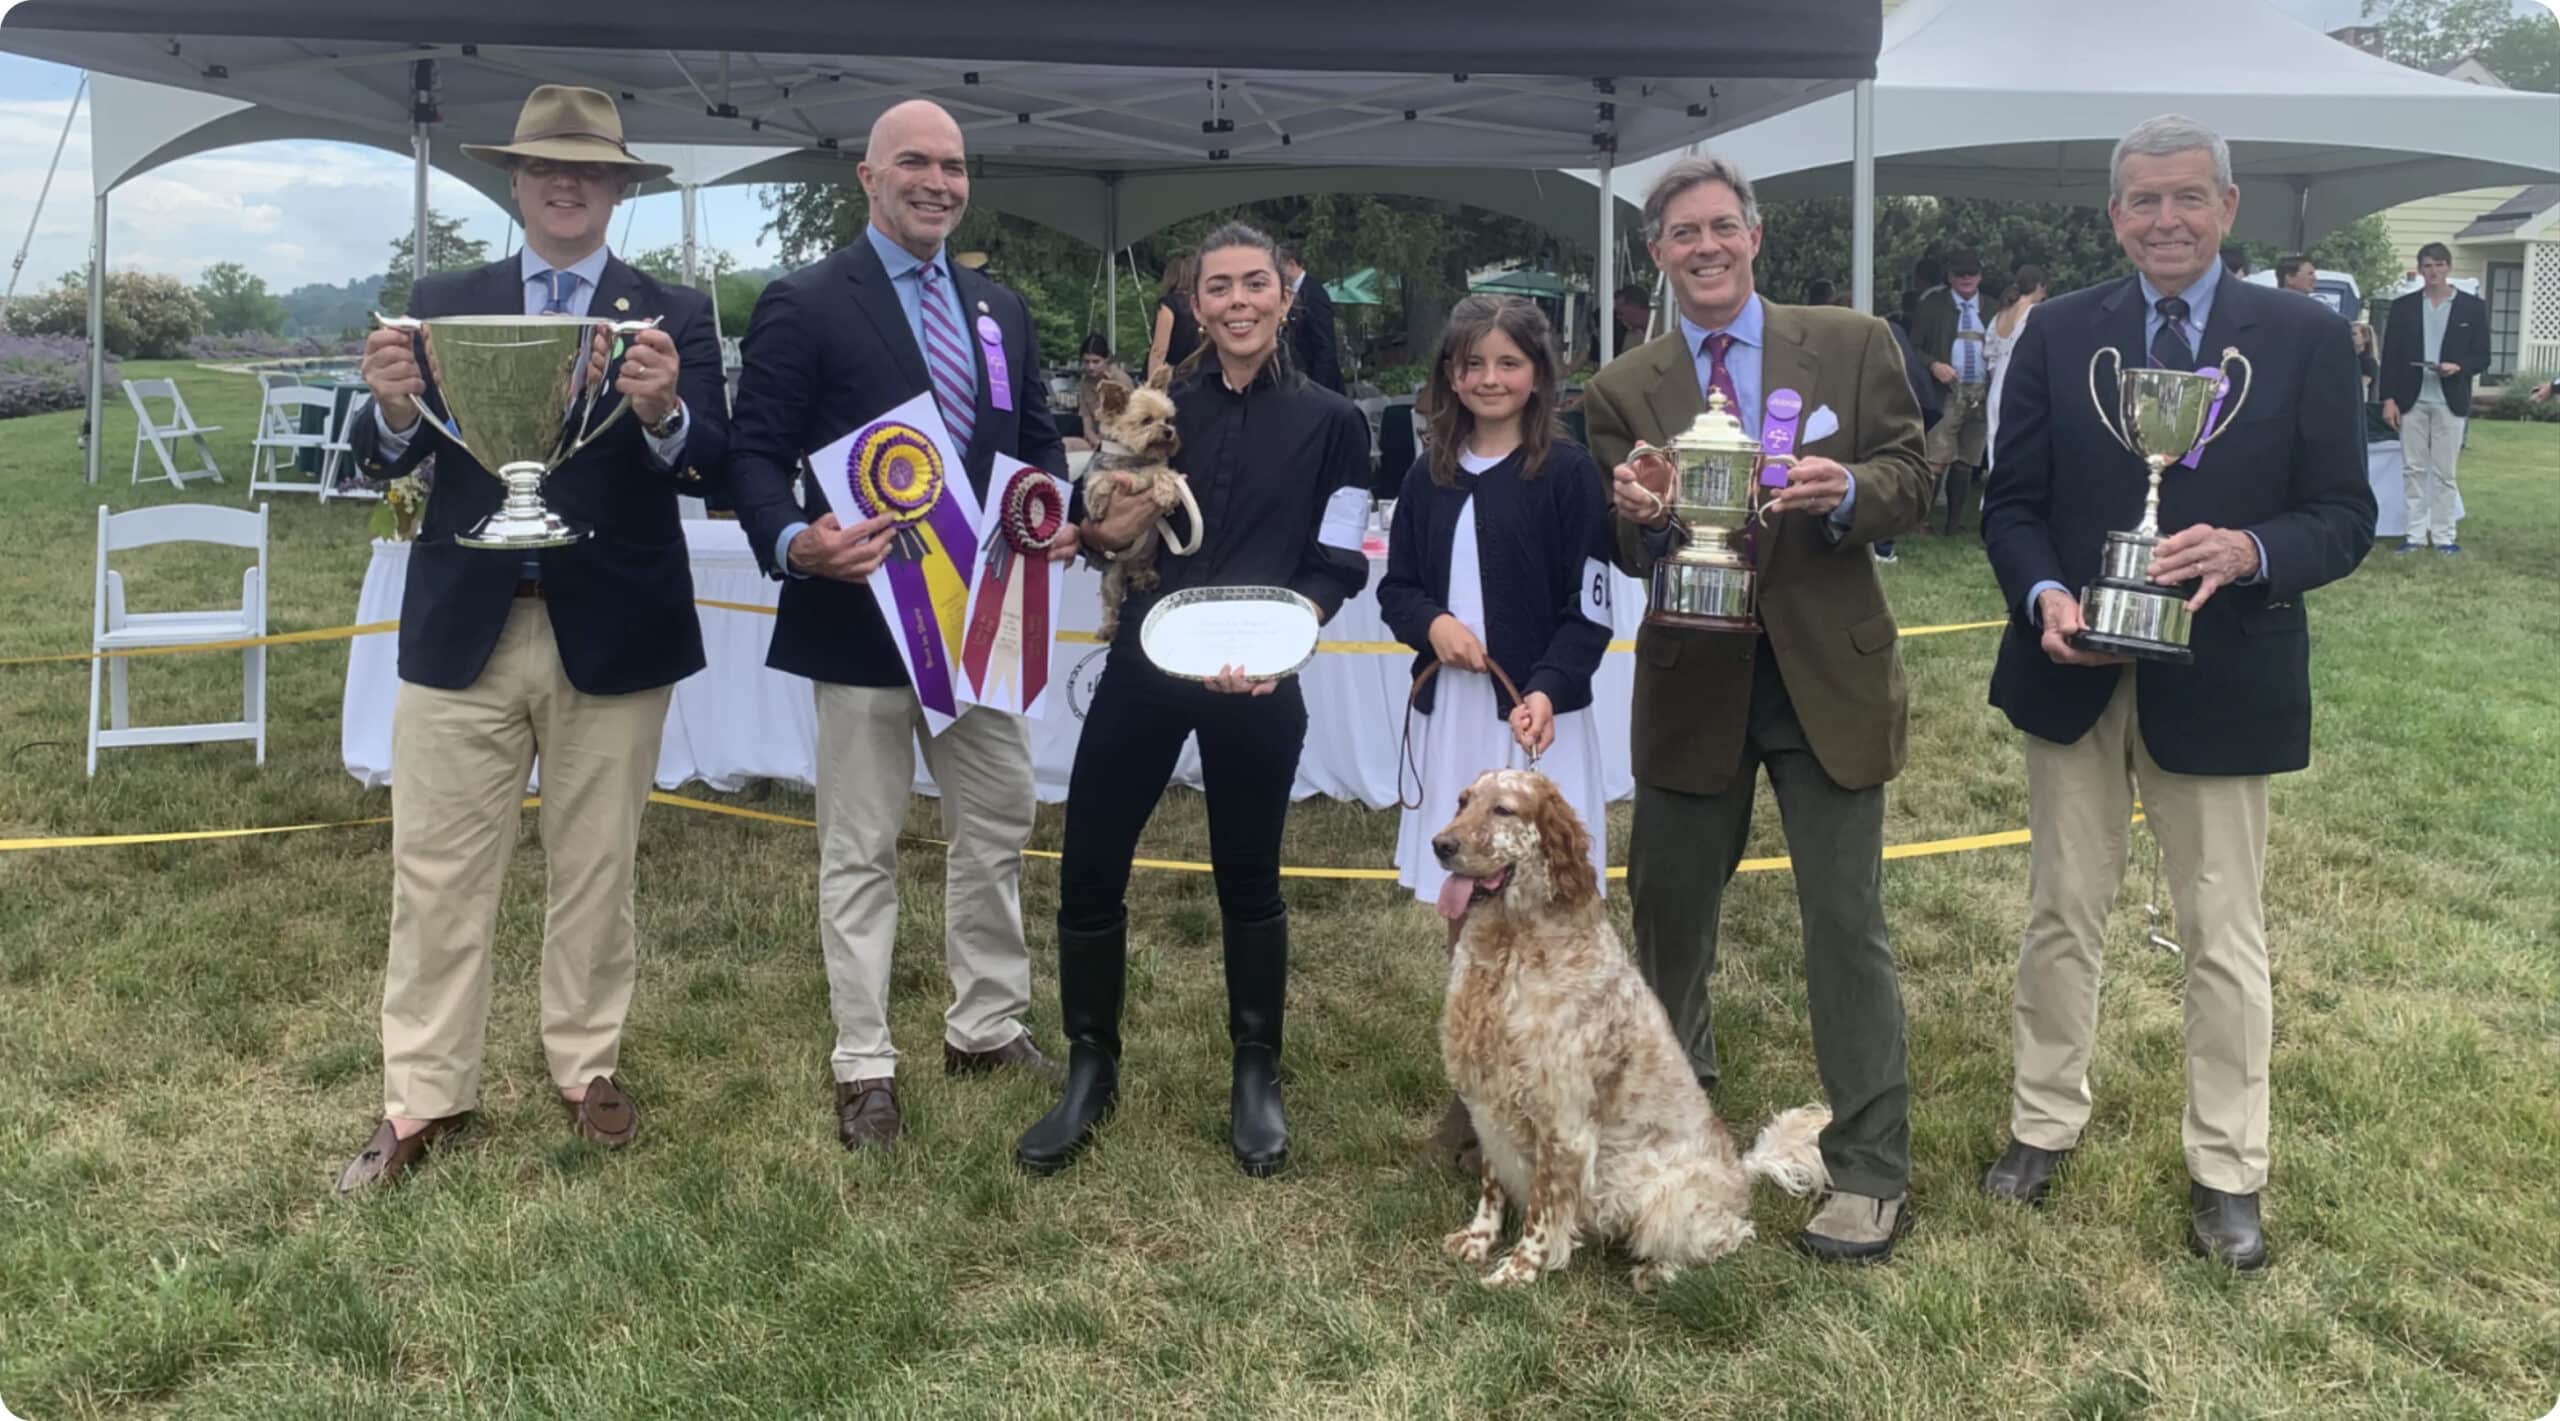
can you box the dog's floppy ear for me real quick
[1532,777,1599,910]
[1097,378,1131,419]
[1145,364,1173,393]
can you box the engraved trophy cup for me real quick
[2075,346,2252,662]
[1627,389,1788,633]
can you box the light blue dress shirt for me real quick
[777,225,976,575]
[1673,295,1858,531]
[2028,268,2264,626]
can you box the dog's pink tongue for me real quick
[1436,874,1479,922]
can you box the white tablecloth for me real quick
[2365,440,2463,541]
[344,520,1648,808]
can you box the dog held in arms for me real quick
[1433,769,1831,1291]
[1081,366,1193,640]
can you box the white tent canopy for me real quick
[4,0,1882,480]
[1594,0,2560,250]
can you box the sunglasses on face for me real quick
[519,159,620,184]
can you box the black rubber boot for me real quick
[1014,918,1126,1176]
[1225,909,1291,1177]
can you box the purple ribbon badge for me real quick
[2180,367,2230,470]
[977,314,1014,413]
[1760,388,1805,487]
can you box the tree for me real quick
[628,244,741,284]
[1751,195,2128,316]
[194,261,286,336]
[378,209,492,316]
[2367,0,2560,93]
[24,267,206,358]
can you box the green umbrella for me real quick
[1325,267,1384,306]
[1470,268,1568,297]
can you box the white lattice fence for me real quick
[2524,241,2560,376]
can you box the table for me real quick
[343,521,1649,807]
[2366,440,2463,541]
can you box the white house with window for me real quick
[2449,185,2560,382]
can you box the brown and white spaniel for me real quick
[1432,769,1830,1290]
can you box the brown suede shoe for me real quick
[564,1075,639,1149]
[835,1078,901,1151]
[944,1033,1064,1083]
[334,1113,469,1194]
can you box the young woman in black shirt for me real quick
[1017,223,1372,1178]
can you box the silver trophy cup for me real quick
[2076,346,2251,663]
[374,313,661,550]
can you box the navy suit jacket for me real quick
[350,253,729,696]
[2379,287,2494,418]
[1982,271,2374,776]
[727,238,1066,687]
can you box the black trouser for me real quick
[1058,648,1308,933]
[1624,640,1911,1199]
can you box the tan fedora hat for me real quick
[461,84,672,182]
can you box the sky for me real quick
[1,0,2553,297]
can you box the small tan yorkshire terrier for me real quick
[1082,366,1201,639]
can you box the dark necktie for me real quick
[2152,295,2196,371]
[1702,331,1741,415]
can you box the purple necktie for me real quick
[916,262,978,453]
[1703,331,1741,415]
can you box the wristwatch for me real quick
[645,404,685,440]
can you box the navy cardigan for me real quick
[1377,440,1615,718]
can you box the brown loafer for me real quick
[335,1113,469,1194]
[835,1078,901,1151]
[564,1075,639,1149]
[944,1033,1064,1083]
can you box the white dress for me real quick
[1394,449,1611,904]
[1983,300,2033,469]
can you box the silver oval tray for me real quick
[1138,586,1322,682]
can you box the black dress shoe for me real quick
[1981,1140,2071,1206]
[2187,1183,2268,1272]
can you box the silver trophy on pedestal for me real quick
[374,313,661,549]
[2075,346,2252,663]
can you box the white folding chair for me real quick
[123,378,225,488]
[316,390,380,502]
[248,384,336,496]
[87,502,269,777]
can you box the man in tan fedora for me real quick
[335,85,729,1192]
[1585,153,1931,1263]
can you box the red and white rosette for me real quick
[961,464,1068,714]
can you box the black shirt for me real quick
[1113,363,1372,644]
[1156,292,1203,377]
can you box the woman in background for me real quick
[1145,253,1202,380]
[1982,264,2048,469]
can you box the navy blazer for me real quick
[350,253,729,696]
[727,238,1066,687]
[1982,271,2374,776]
[2379,287,2494,419]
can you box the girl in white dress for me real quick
[1379,294,1615,1162]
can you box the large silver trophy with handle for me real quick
[373,312,661,550]
[2075,346,2251,663]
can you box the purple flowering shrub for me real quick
[0,333,116,420]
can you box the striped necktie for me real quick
[2152,296,2196,372]
[537,268,580,315]
[916,261,978,453]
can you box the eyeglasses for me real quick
[518,159,620,184]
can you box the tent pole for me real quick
[1596,153,1616,366]
[411,59,434,284]
[2290,178,2309,251]
[1102,174,1121,356]
[682,185,700,287]
[1852,79,1876,315]
[85,192,105,485]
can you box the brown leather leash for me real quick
[1398,657,1531,811]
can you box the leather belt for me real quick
[513,578,545,599]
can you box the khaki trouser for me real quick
[382,600,671,1120]
[2011,672,2273,1193]
[2400,398,2464,546]
[814,684,1036,1082]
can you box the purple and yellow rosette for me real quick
[846,419,978,718]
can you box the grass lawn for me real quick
[2,360,2556,1419]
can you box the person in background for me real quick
[1381,294,1614,1172]
[2276,256,2317,295]
[1856,287,1940,566]
[2220,246,2251,280]
[1067,333,1132,452]
[2380,242,2492,554]
[2351,322,2380,402]
[1016,221,1372,1181]
[1614,284,1655,353]
[1983,264,2049,474]
[1804,279,1838,307]
[1280,244,1346,394]
[1146,253,1202,380]
[1912,248,1995,535]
